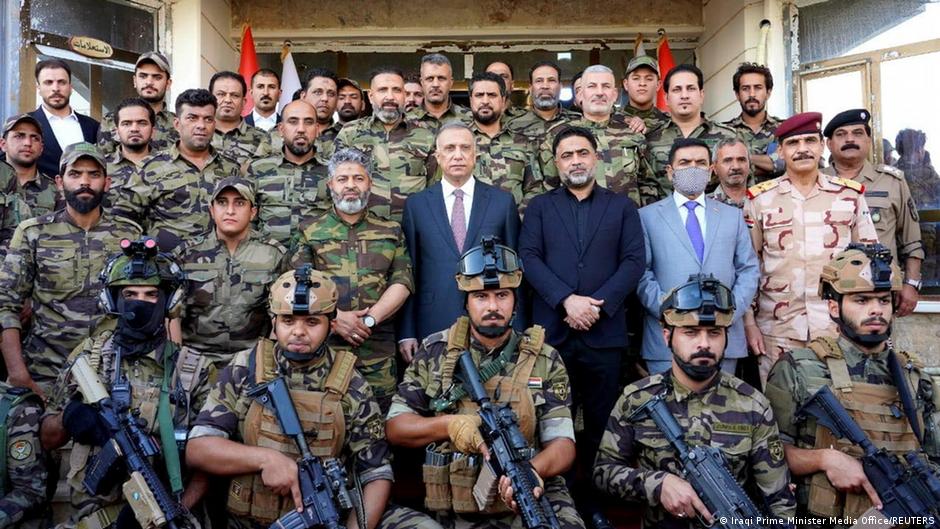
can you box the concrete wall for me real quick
[169,0,239,105]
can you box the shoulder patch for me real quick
[747,178,780,199]
[9,439,32,461]
[831,176,865,193]
[876,164,904,179]
[768,438,785,463]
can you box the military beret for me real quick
[2,113,42,138]
[59,142,106,175]
[823,108,870,138]
[136,51,171,74]
[211,176,256,205]
[773,112,822,140]
[625,55,659,76]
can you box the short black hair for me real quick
[368,65,405,84]
[732,62,774,92]
[404,72,422,85]
[664,64,704,91]
[209,71,247,97]
[485,60,514,78]
[528,60,562,82]
[114,97,156,127]
[251,68,280,85]
[35,59,71,81]
[302,67,338,92]
[469,71,506,98]
[668,137,711,165]
[552,126,597,156]
[174,88,217,115]
[571,70,583,85]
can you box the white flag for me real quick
[279,49,302,111]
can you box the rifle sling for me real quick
[430,332,521,412]
[887,349,923,445]
[158,341,184,495]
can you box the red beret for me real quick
[774,112,823,140]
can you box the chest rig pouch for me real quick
[228,339,356,524]
[805,337,924,519]
[422,317,544,514]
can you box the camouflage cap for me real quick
[660,274,735,328]
[211,175,256,204]
[337,77,363,96]
[625,55,659,76]
[136,51,171,74]
[2,113,42,138]
[819,242,902,298]
[269,266,338,316]
[455,237,523,292]
[59,142,107,175]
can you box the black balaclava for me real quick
[113,290,167,356]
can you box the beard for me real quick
[375,106,402,124]
[65,187,104,214]
[533,94,559,111]
[338,105,360,122]
[472,311,511,338]
[472,107,500,125]
[286,138,313,157]
[331,188,370,215]
[564,169,593,188]
[742,98,765,117]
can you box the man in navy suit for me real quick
[28,59,100,178]
[638,137,759,376]
[520,125,644,529]
[399,122,520,360]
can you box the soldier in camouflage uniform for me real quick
[292,148,413,413]
[723,63,784,183]
[173,176,289,390]
[186,267,438,529]
[539,65,656,206]
[484,61,525,120]
[766,244,940,528]
[0,143,142,397]
[822,109,924,318]
[40,237,205,529]
[330,66,436,223]
[646,64,739,196]
[0,382,47,529]
[247,100,330,250]
[103,98,160,208]
[620,56,669,133]
[742,113,879,384]
[112,88,240,252]
[466,72,542,213]
[707,137,751,208]
[593,276,795,528]
[298,68,340,142]
[97,52,178,155]
[407,54,473,132]
[504,61,577,150]
[209,71,273,167]
[386,241,584,529]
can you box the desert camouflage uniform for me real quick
[646,116,740,195]
[292,208,413,407]
[707,185,746,209]
[744,174,879,379]
[111,143,240,251]
[388,327,584,529]
[245,150,330,250]
[622,104,669,133]
[0,384,46,529]
[470,120,543,212]
[724,114,784,184]
[593,371,795,529]
[211,121,273,168]
[406,102,473,133]
[822,162,924,265]
[329,115,436,223]
[0,210,142,391]
[174,229,289,365]
[540,114,658,206]
[96,107,178,155]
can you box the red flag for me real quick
[238,24,259,117]
[656,32,676,112]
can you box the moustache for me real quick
[862,316,889,326]
[482,312,505,322]
[841,144,860,151]
[745,97,760,105]
[793,153,815,161]
[728,169,745,176]
[690,350,716,361]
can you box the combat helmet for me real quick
[268,264,338,317]
[99,237,185,315]
[819,242,902,300]
[660,274,735,328]
[454,236,523,292]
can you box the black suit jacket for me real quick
[244,112,281,128]
[400,180,521,342]
[29,107,100,177]
[519,185,645,349]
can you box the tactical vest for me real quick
[228,339,357,524]
[804,337,923,519]
[423,317,545,514]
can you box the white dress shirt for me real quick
[251,110,278,132]
[441,176,475,232]
[42,105,84,150]
[673,190,707,241]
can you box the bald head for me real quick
[278,100,318,157]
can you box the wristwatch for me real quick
[904,278,923,291]
[362,314,377,328]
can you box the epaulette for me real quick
[830,176,865,193]
[621,373,667,398]
[876,164,904,179]
[747,178,780,199]
[895,349,924,370]
[420,328,449,349]
[808,336,843,361]
[719,371,760,399]
[16,214,48,231]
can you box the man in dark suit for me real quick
[520,125,644,529]
[245,68,282,131]
[28,59,100,178]
[399,122,520,360]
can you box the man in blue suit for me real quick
[520,125,644,529]
[638,137,759,375]
[398,122,520,360]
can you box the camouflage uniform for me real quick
[707,185,746,209]
[211,121,273,168]
[111,144,240,251]
[646,116,740,195]
[822,162,924,265]
[0,160,60,219]
[388,327,584,529]
[504,107,577,147]
[0,384,46,529]
[245,150,330,250]
[0,210,142,390]
[96,107,178,155]
[470,120,542,212]
[743,174,878,379]
[539,114,658,206]
[622,104,669,133]
[292,208,413,407]
[103,149,151,209]
[317,120,344,147]
[329,115,436,223]
[174,229,289,365]
[593,371,796,528]
[406,102,473,132]
[724,114,784,184]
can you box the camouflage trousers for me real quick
[230,504,441,529]
[431,477,585,529]
[760,335,809,387]
[356,355,396,414]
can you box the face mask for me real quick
[673,353,721,381]
[671,166,710,197]
[114,294,167,355]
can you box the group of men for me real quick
[0,44,932,529]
